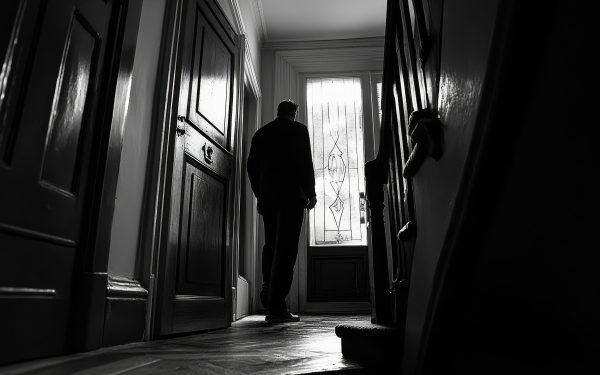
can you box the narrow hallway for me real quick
[1,315,370,374]
[2,0,595,373]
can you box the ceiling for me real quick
[259,0,387,41]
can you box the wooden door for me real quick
[0,0,116,364]
[299,75,376,313]
[156,0,239,335]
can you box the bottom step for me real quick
[335,322,402,368]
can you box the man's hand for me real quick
[306,196,317,210]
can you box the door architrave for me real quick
[72,0,144,350]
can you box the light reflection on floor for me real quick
[2,314,370,374]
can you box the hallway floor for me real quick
[1,315,371,374]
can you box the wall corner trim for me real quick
[229,0,245,35]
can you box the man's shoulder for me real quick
[253,120,276,139]
[257,119,279,132]
[255,119,307,138]
[288,120,308,135]
[290,120,307,129]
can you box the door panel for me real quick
[40,13,99,194]
[178,162,225,296]
[0,0,114,364]
[1,0,44,165]
[186,2,235,149]
[157,0,238,335]
[185,124,231,176]
[307,246,369,302]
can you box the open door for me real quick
[298,75,380,313]
[155,0,240,335]
[0,0,124,364]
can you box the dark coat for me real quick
[247,117,316,213]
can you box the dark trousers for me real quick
[260,202,304,312]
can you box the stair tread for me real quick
[335,322,402,339]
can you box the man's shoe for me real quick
[265,310,300,323]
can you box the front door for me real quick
[0,0,117,363]
[156,0,239,335]
[299,76,379,312]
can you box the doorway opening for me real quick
[235,83,259,320]
[297,73,382,313]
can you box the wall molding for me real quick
[244,39,259,93]
[264,37,384,51]
[228,0,245,35]
[229,0,267,41]
[103,275,148,346]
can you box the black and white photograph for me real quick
[0,0,596,374]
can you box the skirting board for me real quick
[103,276,148,346]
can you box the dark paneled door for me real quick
[157,0,239,334]
[0,0,115,364]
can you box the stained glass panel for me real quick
[307,77,367,246]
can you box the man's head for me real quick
[277,100,298,120]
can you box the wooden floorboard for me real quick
[1,315,371,374]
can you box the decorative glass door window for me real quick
[306,77,367,246]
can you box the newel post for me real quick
[365,159,393,324]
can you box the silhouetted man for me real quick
[247,100,317,323]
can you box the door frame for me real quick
[138,0,242,338]
[68,0,144,352]
[262,38,385,313]
[232,36,262,321]
[296,71,379,313]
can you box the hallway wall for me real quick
[108,0,167,278]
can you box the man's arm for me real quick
[299,126,316,207]
[246,134,260,198]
